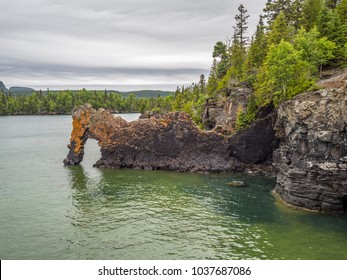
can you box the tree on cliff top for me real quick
[267,11,294,46]
[302,0,324,31]
[255,40,313,106]
[233,4,250,49]
[263,0,292,26]
[294,27,336,76]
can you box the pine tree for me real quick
[212,41,230,79]
[249,16,268,67]
[207,58,219,96]
[288,0,304,31]
[267,11,294,46]
[263,0,292,27]
[242,16,268,85]
[199,74,206,94]
[319,5,347,61]
[220,34,246,88]
[233,4,250,48]
[326,0,341,9]
[337,0,347,24]
[302,0,324,30]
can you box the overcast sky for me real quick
[0,0,266,91]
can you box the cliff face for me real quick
[273,69,347,212]
[201,87,252,133]
[64,105,278,173]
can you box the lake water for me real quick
[0,115,347,260]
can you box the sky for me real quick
[0,0,267,91]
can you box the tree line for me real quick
[0,89,174,116]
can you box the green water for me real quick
[0,115,347,260]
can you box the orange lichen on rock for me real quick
[69,109,91,153]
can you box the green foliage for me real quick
[255,40,314,106]
[220,42,246,90]
[294,27,336,76]
[302,0,324,30]
[235,95,257,130]
[344,41,347,60]
[318,6,347,61]
[208,1,345,110]
[211,41,230,79]
[171,80,207,126]
[0,89,174,116]
[337,0,347,23]
[233,4,250,48]
[242,17,268,85]
[263,0,292,27]
[326,0,340,9]
[288,0,304,31]
[267,11,294,46]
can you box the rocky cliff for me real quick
[201,87,252,133]
[273,69,347,212]
[64,105,278,173]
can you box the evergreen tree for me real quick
[207,58,219,96]
[263,0,292,27]
[267,11,294,46]
[319,6,347,61]
[288,0,304,31]
[326,0,341,9]
[198,74,206,94]
[242,16,268,85]
[337,0,347,24]
[302,0,324,30]
[233,4,250,48]
[212,41,230,79]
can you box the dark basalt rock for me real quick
[273,69,347,212]
[229,110,279,164]
[64,105,278,173]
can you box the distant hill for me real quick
[8,86,35,95]
[0,81,173,98]
[0,81,8,92]
[0,81,35,95]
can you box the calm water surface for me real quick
[0,115,347,260]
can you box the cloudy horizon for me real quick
[0,0,266,91]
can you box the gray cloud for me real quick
[0,0,266,90]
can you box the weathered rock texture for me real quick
[64,105,278,173]
[273,69,347,212]
[202,87,252,133]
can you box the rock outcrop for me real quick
[64,105,278,173]
[201,87,252,133]
[273,69,347,212]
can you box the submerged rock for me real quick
[227,181,246,187]
[273,69,347,212]
[64,105,277,173]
